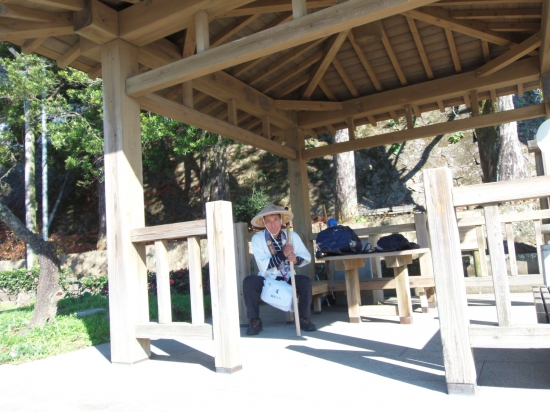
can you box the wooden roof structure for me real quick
[2,0,549,161]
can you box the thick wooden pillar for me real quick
[423,168,477,396]
[544,73,550,120]
[285,128,315,279]
[206,201,242,373]
[102,39,150,364]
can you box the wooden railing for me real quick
[423,168,550,396]
[130,201,242,374]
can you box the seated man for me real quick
[243,203,316,336]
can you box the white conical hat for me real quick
[250,203,293,228]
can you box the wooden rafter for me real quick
[126,0,440,97]
[298,57,541,129]
[57,40,80,68]
[273,74,310,98]
[331,56,359,97]
[318,78,337,101]
[211,14,260,48]
[0,5,54,22]
[25,0,84,11]
[481,40,490,63]
[139,93,296,159]
[302,30,349,99]
[403,7,527,49]
[302,104,545,159]
[273,100,343,111]
[0,13,73,40]
[450,9,542,20]
[476,32,542,78]
[381,25,407,85]
[406,16,433,79]
[21,37,48,54]
[261,51,323,93]
[219,0,337,18]
[347,31,383,92]
[445,29,462,73]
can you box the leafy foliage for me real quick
[233,186,269,224]
[448,131,465,144]
[0,266,75,296]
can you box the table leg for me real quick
[345,268,361,323]
[394,265,413,324]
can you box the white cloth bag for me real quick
[260,278,294,312]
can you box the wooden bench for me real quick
[532,285,550,323]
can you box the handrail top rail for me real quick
[131,220,207,243]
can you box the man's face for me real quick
[264,214,282,234]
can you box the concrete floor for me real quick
[1,293,549,412]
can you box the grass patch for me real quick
[0,293,211,365]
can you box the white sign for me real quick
[536,118,550,153]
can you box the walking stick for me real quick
[287,224,301,337]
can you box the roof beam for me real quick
[0,13,73,40]
[331,56,359,97]
[0,5,54,23]
[476,32,541,78]
[219,0,337,18]
[26,0,84,11]
[274,100,343,111]
[445,28,462,73]
[139,94,297,160]
[381,25,407,85]
[126,0,440,97]
[347,31,383,91]
[298,57,541,129]
[406,16,433,79]
[302,30,349,99]
[450,9,542,20]
[119,0,255,47]
[302,103,545,159]
[403,7,524,48]
[73,0,118,44]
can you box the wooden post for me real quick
[414,212,436,309]
[155,240,172,324]
[368,234,384,304]
[206,201,242,374]
[285,128,315,280]
[405,104,414,129]
[535,219,544,274]
[102,39,150,364]
[475,225,489,277]
[505,222,518,276]
[188,236,205,324]
[346,117,355,140]
[422,168,477,396]
[292,0,307,19]
[470,89,479,116]
[233,222,250,326]
[195,10,210,53]
[262,115,271,139]
[484,204,512,326]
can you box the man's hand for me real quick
[283,244,297,264]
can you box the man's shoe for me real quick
[246,318,263,335]
[299,317,316,332]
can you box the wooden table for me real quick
[322,248,431,324]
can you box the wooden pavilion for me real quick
[3,0,549,395]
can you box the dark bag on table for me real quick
[375,233,420,252]
[315,225,364,258]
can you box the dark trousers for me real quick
[243,275,312,319]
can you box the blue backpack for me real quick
[315,225,364,258]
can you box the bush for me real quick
[78,274,109,296]
[233,187,269,224]
[0,267,76,296]
[147,267,210,296]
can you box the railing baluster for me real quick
[155,240,172,324]
[188,235,205,324]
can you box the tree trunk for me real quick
[333,128,358,223]
[496,95,529,181]
[24,100,37,267]
[0,199,63,332]
[476,100,500,182]
[200,134,230,217]
[97,175,107,251]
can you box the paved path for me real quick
[1,293,549,411]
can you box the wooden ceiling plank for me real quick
[126,0,440,97]
[22,37,48,54]
[331,55,359,97]
[406,16,433,80]
[0,5,54,23]
[274,100,342,111]
[74,0,117,44]
[476,32,542,78]
[262,50,323,93]
[56,40,80,68]
[139,93,296,159]
[0,13,73,40]
[211,14,260,48]
[347,31,383,92]
[220,0,337,18]
[450,9,542,20]
[445,28,462,73]
[119,0,255,47]
[302,30,349,99]
[403,7,523,48]
[302,104,546,160]
[298,57,541,129]
[541,0,550,74]
[26,0,84,11]
[246,38,324,86]
[318,78,337,101]
[273,74,310,99]
[381,25,407,86]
